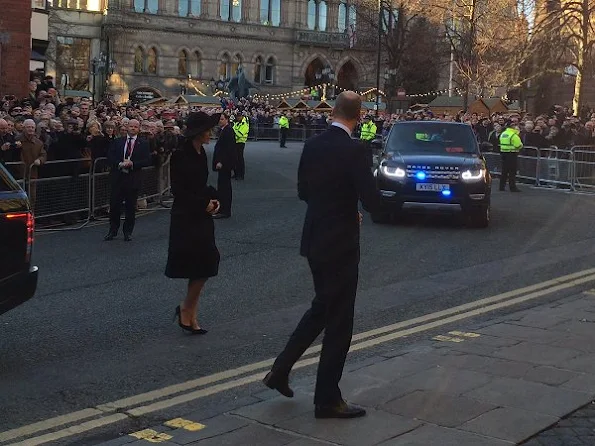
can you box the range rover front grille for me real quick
[406,165,460,180]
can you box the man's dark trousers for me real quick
[271,251,359,405]
[217,170,233,216]
[500,152,519,191]
[109,175,138,235]
[280,128,288,147]
[235,143,246,179]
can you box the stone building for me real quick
[0,1,33,98]
[46,0,381,103]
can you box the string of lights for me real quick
[253,84,388,101]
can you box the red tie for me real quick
[125,137,133,159]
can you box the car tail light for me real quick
[6,212,34,262]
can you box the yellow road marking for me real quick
[130,429,173,443]
[163,418,205,432]
[448,331,481,338]
[6,268,595,444]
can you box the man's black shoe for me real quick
[315,400,366,419]
[104,232,117,241]
[124,234,133,242]
[212,213,231,219]
[262,372,294,398]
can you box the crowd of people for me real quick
[2,75,595,180]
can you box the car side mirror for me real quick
[480,142,493,152]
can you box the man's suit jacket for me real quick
[298,125,382,264]
[212,125,236,172]
[107,135,151,189]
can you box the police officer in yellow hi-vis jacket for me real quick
[499,124,523,192]
[360,116,377,167]
[233,114,249,180]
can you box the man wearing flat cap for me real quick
[212,113,236,219]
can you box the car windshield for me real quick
[386,124,477,154]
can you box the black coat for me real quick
[212,125,236,172]
[298,125,383,263]
[107,135,151,189]
[165,141,220,279]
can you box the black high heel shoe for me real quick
[173,306,208,335]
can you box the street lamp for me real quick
[375,0,383,117]
[383,68,397,113]
[91,52,107,106]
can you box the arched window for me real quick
[219,53,231,80]
[317,0,327,31]
[307,0,316,30]
[192,51,202,77]
[220,0,241,21]
[260,0,281,26]
[254,56,264,84]
[265,57,275,84]
[231,53,243,76]
[179,0,200,16]
[178,50,189,76]
[134,47,145,73]
[147,47,157,74]
[338,0,347,32]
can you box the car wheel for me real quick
[467,205,490,228]
[371,212,391,224]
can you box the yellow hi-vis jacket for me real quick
[233,118,249,144]
[499,127,523,153]
[279,116,289,129]
[360,121,377,141]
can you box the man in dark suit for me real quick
[104,119,151,241]
[263,92,383,419]
[212,113,236,219]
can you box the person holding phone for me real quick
[166,112,222,335]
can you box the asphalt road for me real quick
[3,141,595,444]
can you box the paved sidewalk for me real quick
[100,291,595,446]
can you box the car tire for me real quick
[467,205,490,228]
[371,212,391,224]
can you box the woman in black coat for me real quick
[166,112,221,334]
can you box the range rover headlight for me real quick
[461,168,486,182]
[380,166,406,178]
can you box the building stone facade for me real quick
[0,0,33,98]
[46,0,381,103]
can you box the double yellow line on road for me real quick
[5,267,595,445]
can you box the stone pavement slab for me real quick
[522,366,581,386]
[376,425,513,445]
[164,414,249,445]
[381,390,497,427]
[397,366,494,395]
[493,342,582,366]
[465,377,593,417]
[460,407,558,443]
[183,423,299,445]
[230,394,313,425]
[275,409,421,446]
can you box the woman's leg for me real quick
[180,278,207,329]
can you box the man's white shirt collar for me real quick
[331,122,351,136]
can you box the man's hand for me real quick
[358,212,363,226]
[206,199,220,214]
[33,159,41,166]
[15,141,22,148]
[215,162,223,170]
[123,160,133,168]
[1,143,9,151]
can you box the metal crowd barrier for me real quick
[483,145,595,191]
[28,158,92,221]
[251,124,307,142]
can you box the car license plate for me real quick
[416,183,450,192]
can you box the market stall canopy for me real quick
[172,95,222,107]
[482,97,509,114]
[141,97,170,106]
[276,99,291,109]
[314,101,333,110]
[291,100,310,109]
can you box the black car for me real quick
[373,121,492,227]
[0,163,38,315]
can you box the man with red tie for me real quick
[104,119,151,242]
